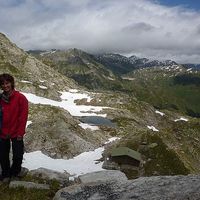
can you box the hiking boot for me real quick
[10,176,20,181]
[2,177,10,183]
[17,167,28,178]
[0,176,10,184]
[10,167,29,181]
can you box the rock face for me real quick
[77,170,128,184]
[25,104,108,158]
[54,173,200,200]
[0,33,77,100]
[28,168,70,185]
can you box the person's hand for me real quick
[17,136,23,141]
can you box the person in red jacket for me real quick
[0,73,28,182]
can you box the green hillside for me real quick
[122,68,200,117]
[29,49,123,90]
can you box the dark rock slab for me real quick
[54,174,200,200]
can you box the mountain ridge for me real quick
[28,49,184,75]
[28,48,200,117]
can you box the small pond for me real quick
[80,116,117,128]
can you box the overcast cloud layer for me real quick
[0,0,200,63]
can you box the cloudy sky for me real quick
[0,0,200,63]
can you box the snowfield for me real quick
[23,137,120,177]
[23,90,108,117]
[22,89,116,176]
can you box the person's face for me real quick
[1,81,13,93]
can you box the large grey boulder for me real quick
[54,174,200,200]
[78,170,128,184]
[28,168,70,185]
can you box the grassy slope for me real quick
[35,50,124,90]
[103,91,200,178]
[122,70,200,117]
[0,175,60,200]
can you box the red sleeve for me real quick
[17,94,29,137]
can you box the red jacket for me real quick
[0,90,28,139]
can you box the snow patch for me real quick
[122,77,135,80]
[107,77,115,81]
[174,117,188,122]
[79,123,99,131]
[186,68,192,72]
[22,137,120,177]
[20,80,33,84]
[23,91,108,117]
[147,125,159,132]
[155,110,165,116]
[60,91,92,103]
[104,137,120,144]
[174,66,180,70]
[39,85,48,89]
[40,50,56,56]
[68,89,78,93]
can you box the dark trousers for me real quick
[0,138,24,178]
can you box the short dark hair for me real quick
[0,73,15,89]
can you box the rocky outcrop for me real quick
[28,168,70,185]
[24,104,109,158]
[0,32,78,101]
[9,181,50,190]
[54,172,200,200]
[77,170,128,184]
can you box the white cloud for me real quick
[1,0,200,63]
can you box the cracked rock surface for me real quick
[54,174,200,200]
